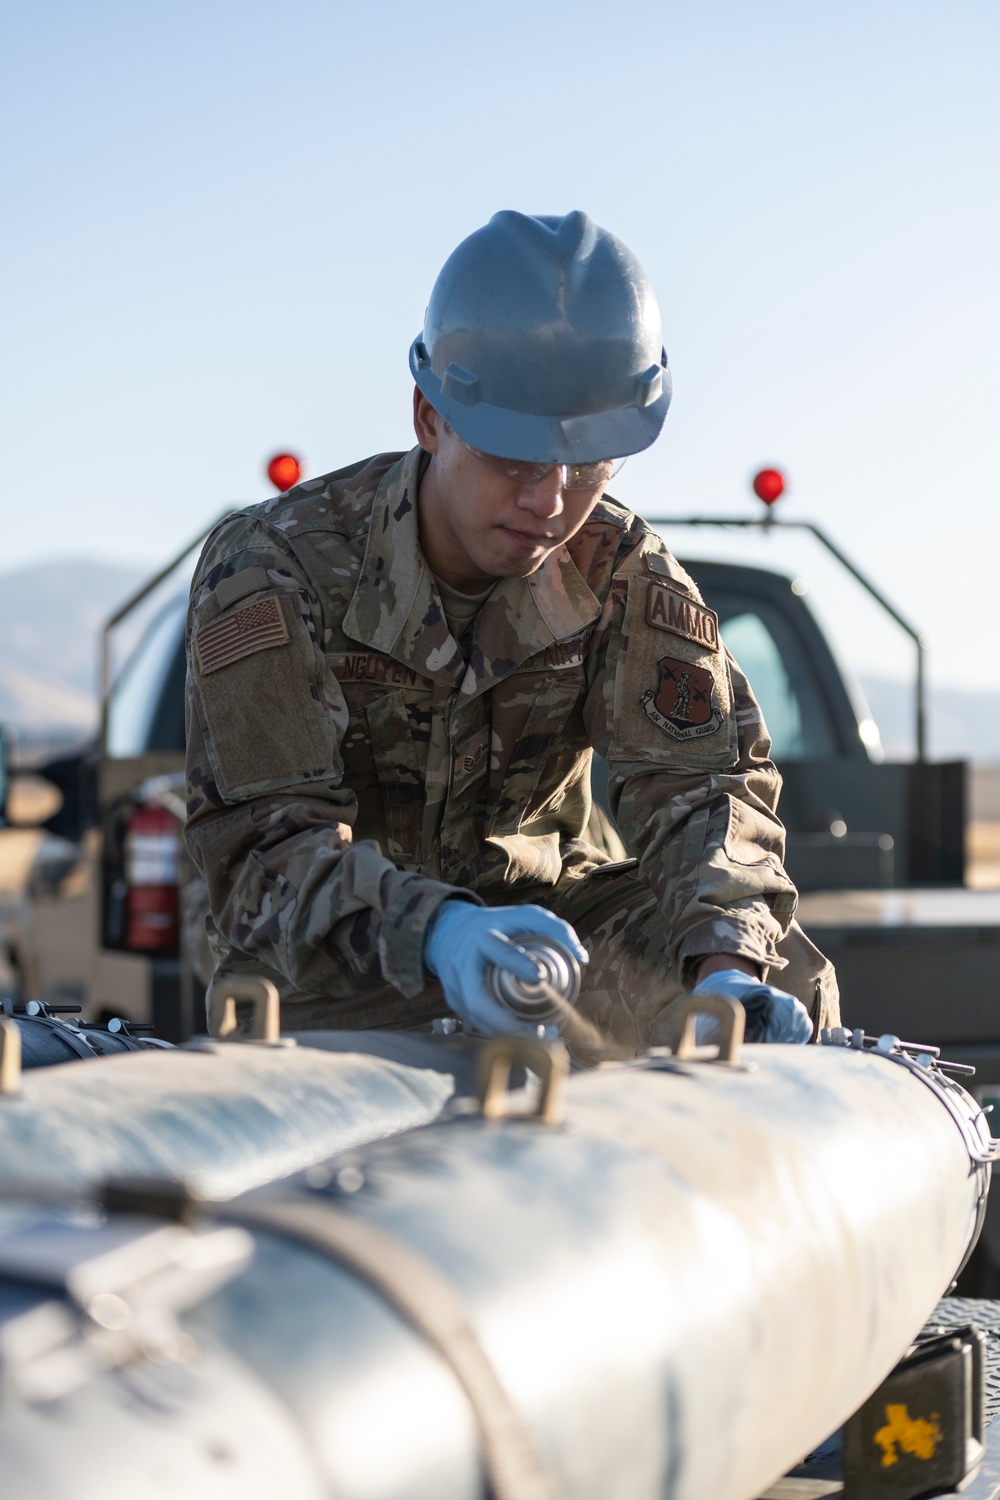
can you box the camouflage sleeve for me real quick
[184,515,474,1002]
[582,532,798,981]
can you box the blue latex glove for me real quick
[692,968,813,1044]
[424,900,589,1037]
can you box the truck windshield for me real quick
[721,611,806,760]
[106,594,188,757]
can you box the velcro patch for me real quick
[214,565,269,609]
[641,656,724,741]
[195,596,290,675]
[336,654,423,688]
[646,581,719,653]
[514,637,588,673]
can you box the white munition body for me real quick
[0,1035,990,1500]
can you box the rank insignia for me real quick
[641,656,724,741]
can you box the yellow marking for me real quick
[874,1404,941,1467]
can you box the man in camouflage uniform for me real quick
[185,210,838,1049]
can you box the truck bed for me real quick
[799,887,1000,1077]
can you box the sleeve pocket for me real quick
[610,574,737,769]
[192,592,335,802]
[722,798,798,910]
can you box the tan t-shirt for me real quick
[434,575,493,654]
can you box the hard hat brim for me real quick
[410,338,671,465]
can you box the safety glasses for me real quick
[454,434,626,492]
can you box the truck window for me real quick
[684,559,856,761]
[106,595,187,757]
[721,611,806,761]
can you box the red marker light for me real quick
[752,468,785,506]
[266,452,302,492]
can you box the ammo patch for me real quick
[646,581,719,653]
[641,656,724,741]
[195,596,290,675]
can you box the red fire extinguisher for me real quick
[124,803,180,952]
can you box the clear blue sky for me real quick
[2,0,998,692]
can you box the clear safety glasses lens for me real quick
[459,437,626,491]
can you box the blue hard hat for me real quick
[409,210,671,464]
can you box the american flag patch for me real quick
[195,596,290,675]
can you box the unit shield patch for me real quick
[641,656,724,741]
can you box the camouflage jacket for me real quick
[185,447,800,1015]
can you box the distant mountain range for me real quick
[860,677,1000,766]
[1,560,998,764]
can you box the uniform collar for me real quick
[343,446,601,695]
[458,546,600,700]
